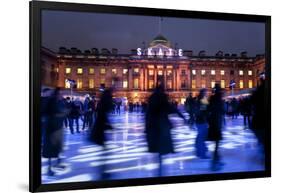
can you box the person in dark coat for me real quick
[89,88,114,179]
[145,84,187,176]
[42,88,67,176]
[251,77,266,149]
[194,88,209,159]
[69,98,82,134]
[207,84,224,171]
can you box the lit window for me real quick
[89,68,94,74]
[248,80,253,88]
[211,80,216,88]
[149,69,154,76]
[158,70,163,76]
[167,80,172,89]
[65,68,71,74]
[123,80,128,88]
[248,70,253,76]
[133,78,139,89]
[221,80,225,88]
[201,70,206,75]
[100,68,106,74]
[77,79,82,89]
[77,68,83,74]
[220,70,225,75]
[211,70,216,75]
[112,69,117,74]
[89,79,94,88]
[239,80,244,88]
[239,70,244,76]
[167,70,172,76]
[100,78,105,84]
[201,80,206,88]
[192,80,196,89]
[192,70,196,75]
[134,68,139,74]
[149,80,154,89]
[65,79,71,88]
[123,69,128,74]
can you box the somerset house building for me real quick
[41,33,265,103]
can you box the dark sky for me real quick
[42,10,265,56]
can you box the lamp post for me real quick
[66,79,76,101]
[229,80,236,96]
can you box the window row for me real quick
[190,79,253,89]
[65,78,139,89]
[190,69,253,76]
[65,67,140,75]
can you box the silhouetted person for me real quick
[240,97,252,128]
[207,84,224,171]
[82,96,91,130]
[194,88,209,159]
[251,78,266,149]
[69,98,82,134]
[89,88,114,179]
[185,93,195,125]
[42,88,67,176]
[145,84,187,176]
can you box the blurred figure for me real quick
[194,88,209,159]
[89,88,114,179]
[42,88,67,176]
[63,97,71,128]
[240,97,252,128]
[207,84,224,171]
[69,98,82,134]
[185,93,195,126]
[145,84,187,176]
[82,96,91,130]
[41,88,52,141]
[251,77,266,149]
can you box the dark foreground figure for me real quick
[89,88,114,179]
[42,88,68,176]
[145,85,187,176]
[207,84,224,171]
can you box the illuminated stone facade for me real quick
[41,35,265,103]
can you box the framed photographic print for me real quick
[30,0,271,192]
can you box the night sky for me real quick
[42,10,265,56]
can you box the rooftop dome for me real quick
[149,34,172,47]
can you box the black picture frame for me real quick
[29,1,271,192]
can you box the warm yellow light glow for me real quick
[248,80,253,88]
[192,80,196,89]
[220,70,225,75]
[77,68,83,74]
[65,68,71,74]
[201,79,206,88]
[248,70,253,76]
[77,79,83,89]
[211,80,216,88]
[211,70,216,75]
[89,79,94,88]
[100,68,106,74]
[239,70,244,75]
[65,79,71,88]
[112,69,117,74]
[89,68,94,74]
[221,80,225,88]
[239,80,244,88]
[201,70,206,75]
[123,80,128,88]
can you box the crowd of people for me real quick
[41,78,266,177]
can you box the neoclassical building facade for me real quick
[41,34,265,103]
